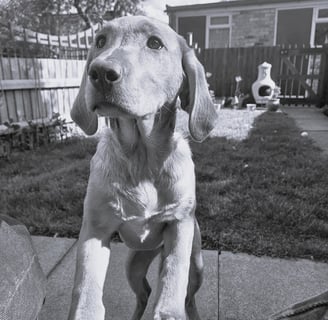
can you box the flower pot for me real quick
[267,98,280,112]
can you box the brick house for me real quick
[166,0,328,49]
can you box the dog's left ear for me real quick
[179,42,218,142]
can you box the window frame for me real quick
[311,6,328,47]
[206,14,232,49]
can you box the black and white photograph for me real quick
[1,0,328,319]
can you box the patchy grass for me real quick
[192,111,328,261]
[1,110,328,261]
[0,137,97,237]
[177,109,264,141]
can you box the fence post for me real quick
[319,46,328,107]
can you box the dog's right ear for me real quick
[71,52,98,135]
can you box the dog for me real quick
[68,16,218,320]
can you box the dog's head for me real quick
[71,16,217,142]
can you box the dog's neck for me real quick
[110,104,177,172]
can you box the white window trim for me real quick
[205,14,232,48]
[273,9,278,46]
[310,6,328,47]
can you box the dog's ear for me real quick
[179,42,218,142]
[70,52,98,135]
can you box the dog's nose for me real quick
[88,60,122,90]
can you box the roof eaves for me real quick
[165,0,314,13]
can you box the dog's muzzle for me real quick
[88,59,122,92]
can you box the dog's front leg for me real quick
[68,198,121,320]
[68,235,109,320]
[154,217,194,320]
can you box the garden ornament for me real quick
[252,61,276,105]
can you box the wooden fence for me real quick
[1,45,328,128]
[0,55,85,124]
[0,23,96,126]
[202,46,328,106]
[203,46,281,99]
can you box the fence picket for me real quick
[0,55,84,123]
[23,91,33,120]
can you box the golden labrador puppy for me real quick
[68,16,218,320]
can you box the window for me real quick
[313,8,328,46]
[315,23,328,46]
[207,15,231,48]
[318,8,328,19]
[210,16,229,25]
[276,9,313,46]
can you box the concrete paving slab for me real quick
[282,107,328,131]
[31,236,77,277]
[32,236,218,320]
[219,251,328,320]
[282,106,328,156]
[307,131,328,156]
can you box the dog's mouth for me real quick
[92,102,153,120]
[86,80,158,120]
[92,102,131,117]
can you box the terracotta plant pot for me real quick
[267,99,280,112]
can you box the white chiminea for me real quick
[251,62,276,105]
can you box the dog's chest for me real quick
[111,179,171,249]
[112,179,160,220]
[95,131,181,221]
[92,131,194,248]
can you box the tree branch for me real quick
[73,0,91,30]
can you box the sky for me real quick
[141,0,220,22]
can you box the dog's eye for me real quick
[96,35,106,49]
[147,36,164,50]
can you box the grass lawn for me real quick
[1,110,328,261]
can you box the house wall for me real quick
[175,8,277,48]
[231,9,276,47]
[168,0,328,49]
[168,12,177,30]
